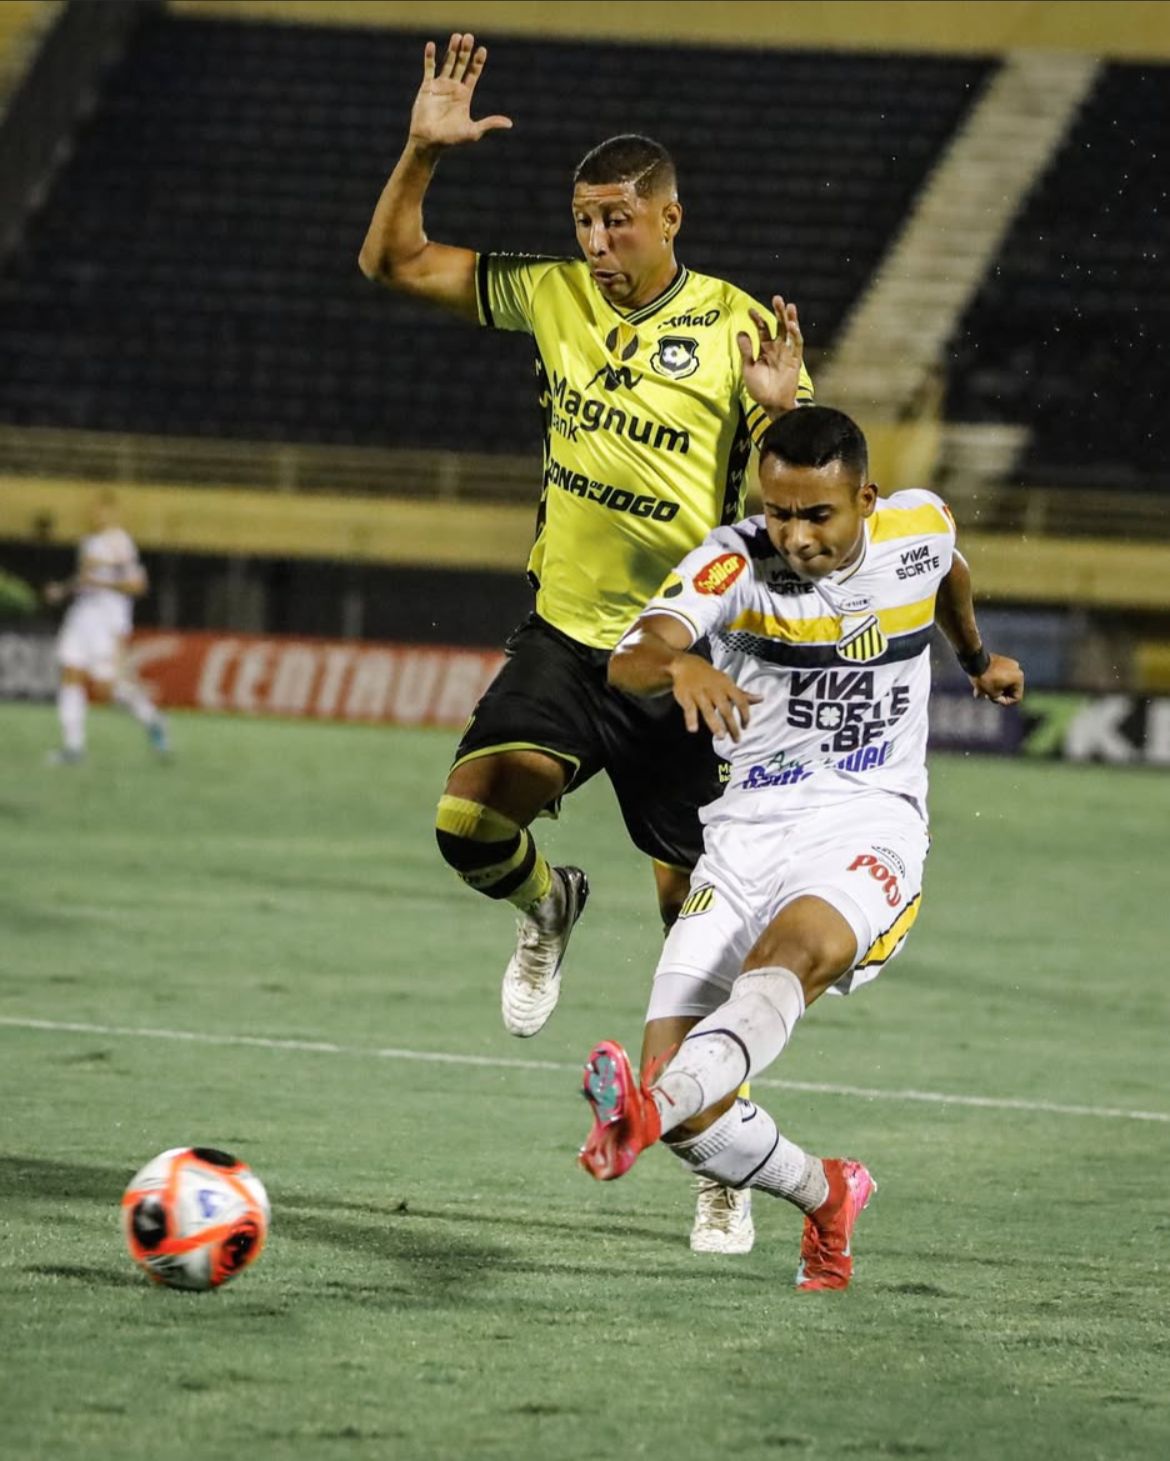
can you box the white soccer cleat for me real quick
[501,866,589,1038]
[690,1177,756,1255]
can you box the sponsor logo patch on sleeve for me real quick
[693,553,747,596]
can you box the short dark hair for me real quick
[760,406,869,481]
[573,134,677,198]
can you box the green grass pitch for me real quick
[1,703,1168,1460]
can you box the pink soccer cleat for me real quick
[795,1158,877,1291]
[578,1040,662,1181]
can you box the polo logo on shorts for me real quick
[678,884,716,918]
[847,853,902,908]
[871,845,906,877]
[837,612,888,664]
[694,553,746,596]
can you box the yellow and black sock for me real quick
[435,795,553,914]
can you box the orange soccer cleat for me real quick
[578,1040,662,1181]
[795,1158,876,1292]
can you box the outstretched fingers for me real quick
[773,295,802,350]
[748,307,775,345]
[452,33,476,83]
[422,40,436,80]
[438,32,462,79]
[465,42,488,91]
[474,113,514,138]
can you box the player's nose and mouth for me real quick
[583,224,624,293]
[768,511,837,578]
[761,463,869,580]
[572,185,638,298]
[781,529,832,576]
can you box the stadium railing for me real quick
[0,424,532,502]
[0,424,1166,543]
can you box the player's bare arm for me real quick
[936,549,1024,706]
[739,296,805,417]
[358,33,512,319]
[609,614,760,742]
[48,564,147,602]
[102,567,148,599]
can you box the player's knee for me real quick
[730,966,812,1027]
[661,1089,738,1145]
[444,749,566,827]
[743,901,857,1001]
[434,794,536,901]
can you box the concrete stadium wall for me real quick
[4,476,1170,613]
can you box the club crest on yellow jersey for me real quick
[651,335,700,380]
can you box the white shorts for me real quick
[647,792,929,1022]
[57,606,126,682]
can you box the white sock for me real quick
[112,678,162,728]
[651,966,806,1135]
[668,1100,829,1214]
[58,682,87,753]
[752,1122,829,1213]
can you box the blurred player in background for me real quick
[360,33,813,1253]
[45,491,169,765]
[578,407,1024,1289]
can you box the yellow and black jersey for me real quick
[476,254,815,650]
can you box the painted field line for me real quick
[1,1015,1166,1125]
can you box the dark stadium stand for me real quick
[0,10,991,450]
[946,62,1170,491]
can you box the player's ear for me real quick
[662,198,682,240]
[858,482,879,517]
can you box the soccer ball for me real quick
[121,1146,270,1291]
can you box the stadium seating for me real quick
[945,62,1170,490]
[0,10,991,450]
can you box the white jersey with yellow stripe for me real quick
[635,489,956,819]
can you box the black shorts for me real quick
[452,614,725,871]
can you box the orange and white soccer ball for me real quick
[121,1147,270,1291]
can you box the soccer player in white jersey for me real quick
[46,491,169,764]
[577,406,1024,1290]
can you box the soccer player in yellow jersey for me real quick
[360,34,812,1253]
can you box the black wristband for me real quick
[957,644,991,677]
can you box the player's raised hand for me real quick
[409,33,513,150]
[970,653,1025,707]
[670,656,762,744]
[739,296,805,416]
